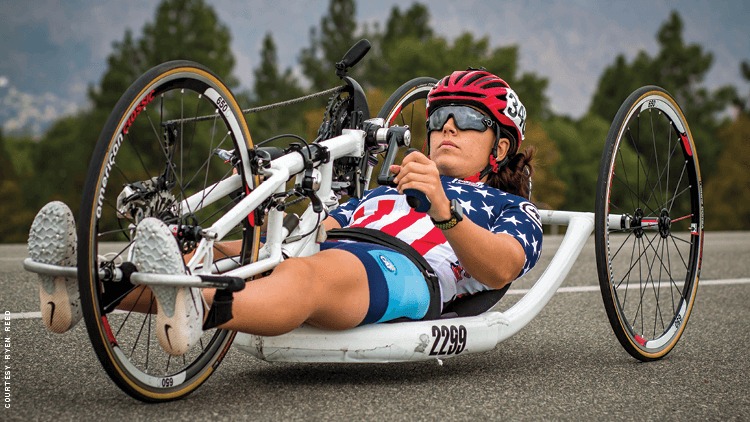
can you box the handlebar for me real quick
[402,149,432,213]
[370,122,411,187]
[371,134,432,213]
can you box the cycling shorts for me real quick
[319,241,431,325]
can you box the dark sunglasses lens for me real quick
[428,107,489,132]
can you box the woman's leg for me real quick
[204,248,370,336]
[119,242,371,336]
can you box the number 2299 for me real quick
[429,325,467,356]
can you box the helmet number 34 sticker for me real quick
[505,90,527,133]
[429,324,467,356]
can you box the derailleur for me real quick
[116,177,177,224]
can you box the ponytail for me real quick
[485,146,535,199]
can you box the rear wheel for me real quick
[595,86,703,361]
[78,61,260,401]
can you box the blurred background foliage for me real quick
[1,0,748,242]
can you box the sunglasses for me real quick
[427,106,494,133]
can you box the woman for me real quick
[29,69,542,356]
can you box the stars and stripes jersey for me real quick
[328,175,543,305]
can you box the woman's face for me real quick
[428,117,509,180]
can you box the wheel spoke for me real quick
[668,163,688,213]
[608,229,635,262]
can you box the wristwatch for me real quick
[431,199,464,230]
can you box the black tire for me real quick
[595,86,704,361]
[78,61,261,402]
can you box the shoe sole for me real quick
[28,201,81,333]
[131,218,204,356]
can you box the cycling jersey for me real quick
[329,176,543,304]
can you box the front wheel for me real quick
[78,61,260,401]
[595,86,704,361]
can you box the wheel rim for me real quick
[603,92,703,356]
[81,66,256,399]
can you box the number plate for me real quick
[429,325,467,356]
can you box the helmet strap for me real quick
[464,135,505,183]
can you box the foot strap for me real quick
[200,274,245,330]
[203,289,234,330]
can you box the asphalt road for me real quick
[1,231,748,421]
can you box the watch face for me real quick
[451,199,463,220]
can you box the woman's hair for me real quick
[486,146,536,200]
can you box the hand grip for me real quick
[403,149,432,213]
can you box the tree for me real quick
[703,113,750,229]
[300,0,359,92]
[541,114,611,212]
[588,11,735,178]
[0,129,36,242]
[90,0,237,112]
[359,3,549,119]
[730,60,750,113]
[522,120,566,210]
[245,33,308,145]
[703,60,750,229]
[21,0,239,229]
[22,112,106,220]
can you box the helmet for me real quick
[426,70,526,157]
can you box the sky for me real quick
[1,0,748,137]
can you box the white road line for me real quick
[8,311,42,319]
[7,310,127,320]
[6,278,750,320]
[502,277,750,295]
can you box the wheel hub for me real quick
[658,208,671,239]
[632,208,645,238]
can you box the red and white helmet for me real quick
[427,69,526,157]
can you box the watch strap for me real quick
[431,199,463,230]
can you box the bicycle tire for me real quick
[595,86,704,361]
[377,77,437,145]
[78,61,260,402]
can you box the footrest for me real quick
[23,258,77,278]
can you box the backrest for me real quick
[440,285,510,318]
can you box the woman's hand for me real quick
[389,151,451,221]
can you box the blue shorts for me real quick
[319,241,431,325]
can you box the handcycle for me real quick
[24,40,704,402]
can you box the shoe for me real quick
[28,201,81,333]
[131,218,204,356]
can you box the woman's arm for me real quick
[438,219,525,289]
[390,153,525,289]
[322,216,341,231]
